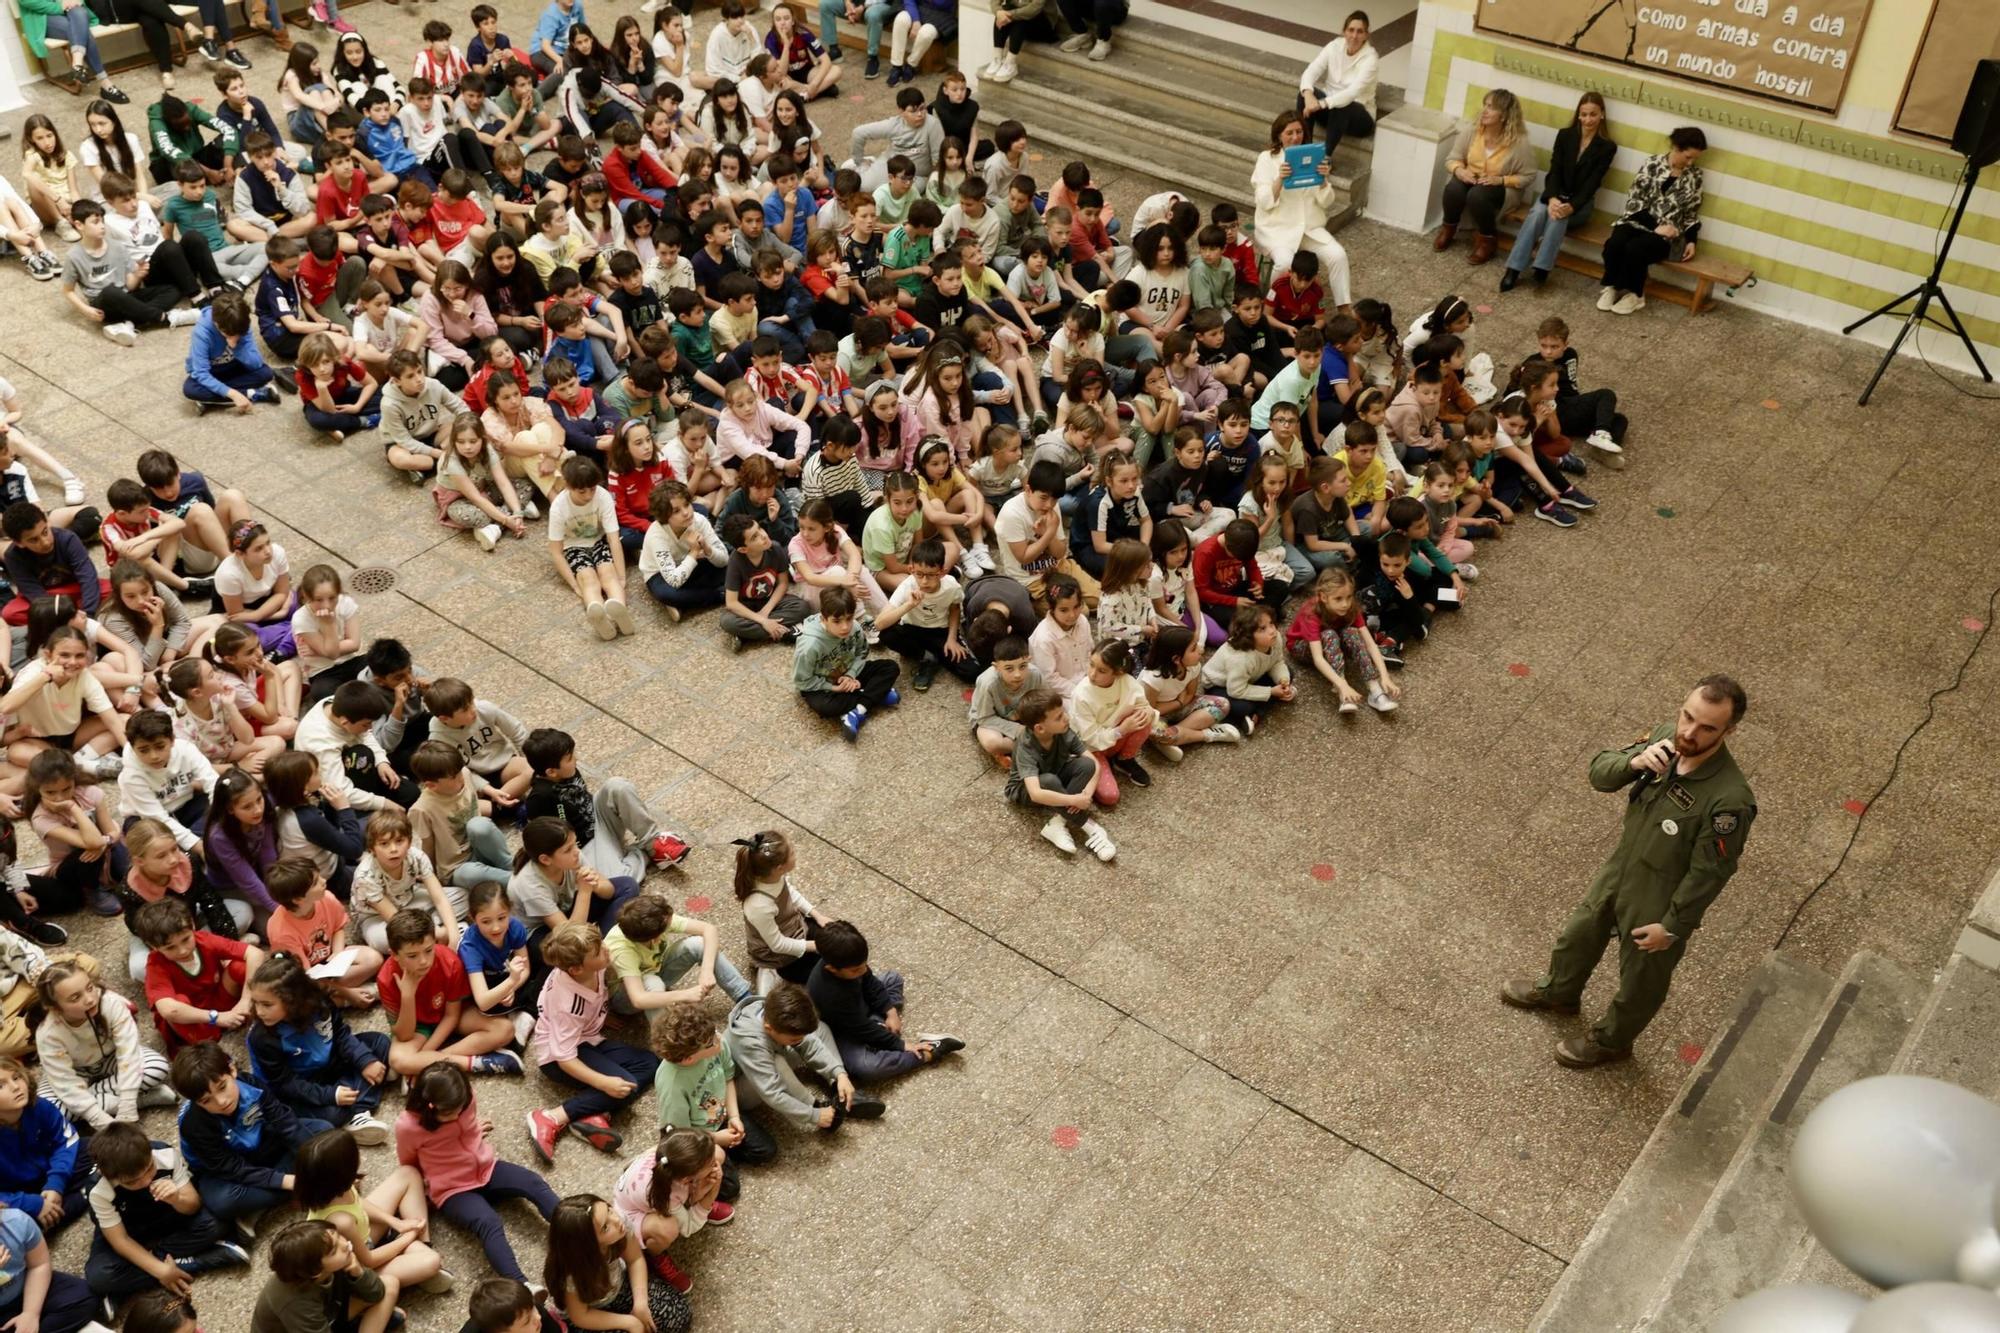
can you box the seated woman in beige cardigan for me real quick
[1435,89,1537,266]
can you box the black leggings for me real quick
[87,0,189,72]
[1056,0,1121,40]
[801,658,900,717]
[1602,224,1674,295]
[1557,389,1627,445]
[1440,178,1507,236]
[1298,97,1374,154]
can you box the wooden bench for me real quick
[773,0,953,74]
[1500,205,1754,315]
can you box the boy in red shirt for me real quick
[428,167,491,264]
[378,908,520,1078]
[397,179,442,269]
[135,897,267,1051]
[314,143,370,254]
[602,121,674,211]
[298,226,366,333]
[1192,519,1275,613]
[1212,202,1258,291]
[1265,252,1325,339]
[462,336,531,416]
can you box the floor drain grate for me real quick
[349,566,398,595]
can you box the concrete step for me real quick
[1635,952,1929,1332]
[1781,1233,1882,1299]
[1891,949,2000,1094]
[1531,951,1836,1333]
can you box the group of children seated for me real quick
[0,421,967,1331]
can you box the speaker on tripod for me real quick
[1844,57,1998,404]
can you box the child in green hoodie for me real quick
[790,586,900,741]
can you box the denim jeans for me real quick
[1507,201,1573,273]
[608,935,754,1014]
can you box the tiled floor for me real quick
[7,3,2000,1329]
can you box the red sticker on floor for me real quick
[1050,1125,1080,1149]
[1506,663,1531,677]
[962,689,974,702]
[1964,618,1987,632]
[1309,863,1336,882]
[1677,1042,1704,1065]
[1841,799,1868,816]
[1474,303,1494,315]
[1761,399,1781,410]
[686,895,713,913]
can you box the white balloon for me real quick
[1711,1284,1868,1333]
[1850,1282,2000,1332]
[1792,1076,2000,1287]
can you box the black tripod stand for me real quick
[1844,158,1993,405]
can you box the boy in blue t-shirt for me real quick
[1316,313,1363,422]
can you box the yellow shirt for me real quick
[1334,449,1387,508]
[708,305,758,352]
[605,917,702,985]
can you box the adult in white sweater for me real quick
[1299,12,1379,154]
[1200,605,1295,732]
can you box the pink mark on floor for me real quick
[1841,799,1868,816]
[1964,618,1987,632]
[1050,1125,1081,1149]
[1309,863,1336,882]
[1677,1042,1704,1065]
[685,895,714,913]
[1506,663,1532,677]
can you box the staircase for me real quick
[974,15,1398,221]
[1534,864,2000,1330]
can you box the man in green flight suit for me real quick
[1502,674,1756,1068]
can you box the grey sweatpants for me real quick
[719,594,810,645]
[581,777,660,882]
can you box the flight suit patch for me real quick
[1712,812,1738,835]
[1666,783,1695,811]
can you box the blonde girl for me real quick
[480,376,567,497]
[914,437,990,564]
[201,621,304,740]
[966,421,1025,511]
[125,816,254,970]
[0,624,125,772]
[435,412,530,553]
[164,654,288,770]
[962,314,1041,425]
[787,498,887,615]
[295,332,382,442]
[21,115,81,241]
[34,952,174,1129]
[1286,565,1398,714]
[1138,624,1238,748]
[294,1128,452,1294]
[611,1127,730,1298]
[733,829,829,992]
[544,1192,688,1333]
[1094,538,1157,655]
[1238,452,1306,588]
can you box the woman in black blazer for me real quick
[1501,91,1616,292]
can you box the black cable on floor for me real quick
[1772,582,2000,949]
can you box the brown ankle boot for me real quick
[1432,224,1458,252]
[1468,234,1498,265]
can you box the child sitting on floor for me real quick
[1004,687,1115,861]
[244,953,394,1146]
[377,909,521,1081]
[805,920,961,1086]
[1287,566,1399,717]
[524,923,661,1165]
[169,1040,330,1227]
[792,586,901,741]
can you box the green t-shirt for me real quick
[656,1046,734,1132]
[161,189,227,252]
[670,318,714,371]
[882,223,934,297]
[861,503,920,572]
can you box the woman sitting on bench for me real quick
[1599,126,1707,317]
[1500,91,1615,293]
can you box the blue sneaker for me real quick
[841,705,869,740]
[471,1050,523,1076]
[1533,500,1579,528]
[865,54,881,78]
[1558,487,1598,511]
[882,688,900,707]
[885,62,907,86]
[1557,452,1587,476]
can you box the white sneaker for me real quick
[1206,723,1242,743]
[1088,38,1112,59]
[418,1269,457,1295]
[475,523,502,551]
[521,500,540,520]
[1457,562,1479,582]
[1150,737,1184,763]
[345,1113,390,1146]
[56,222,79,243]
[512,1009,537,1049]
[1611,291,1645,316]
[102,321,137,346]
[659,602,681,623]
[1587,429,1622,455]
[606,599,637,636]
[60,476,84,506]
[1337,695,1359,715]
[967,540,993,573]
[1059,31,1092,51]
[1597,287,1619,312]
[166,307,201,328]
[1080,818,1116,861]
[1366,686,1399,714]
[992,52,1018,82]
[586,601,616,640]
[1041,814,1077,855]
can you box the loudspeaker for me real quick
[1953,58,2000,169]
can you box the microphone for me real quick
[1639,740,1676,786]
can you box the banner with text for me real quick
[1474,0,1872,113]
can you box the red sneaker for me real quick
[647,832,691,868]
[649,1250,694,1294]
[567,1113,623,1153]
[525,1109,562,1164]
[704,1200,734,1226]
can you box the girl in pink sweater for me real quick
[394,1061,557,1284]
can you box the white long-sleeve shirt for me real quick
[1202,642,1291,699]
[1299,39,1379,115]
[1028,615,1093,697]
[638,515,728,584]
[1067,672,1149,753]
[116,739,220,852]
[296,698,392,811]
[35,992,149,1130]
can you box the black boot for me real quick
[1499,268,1520,293]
